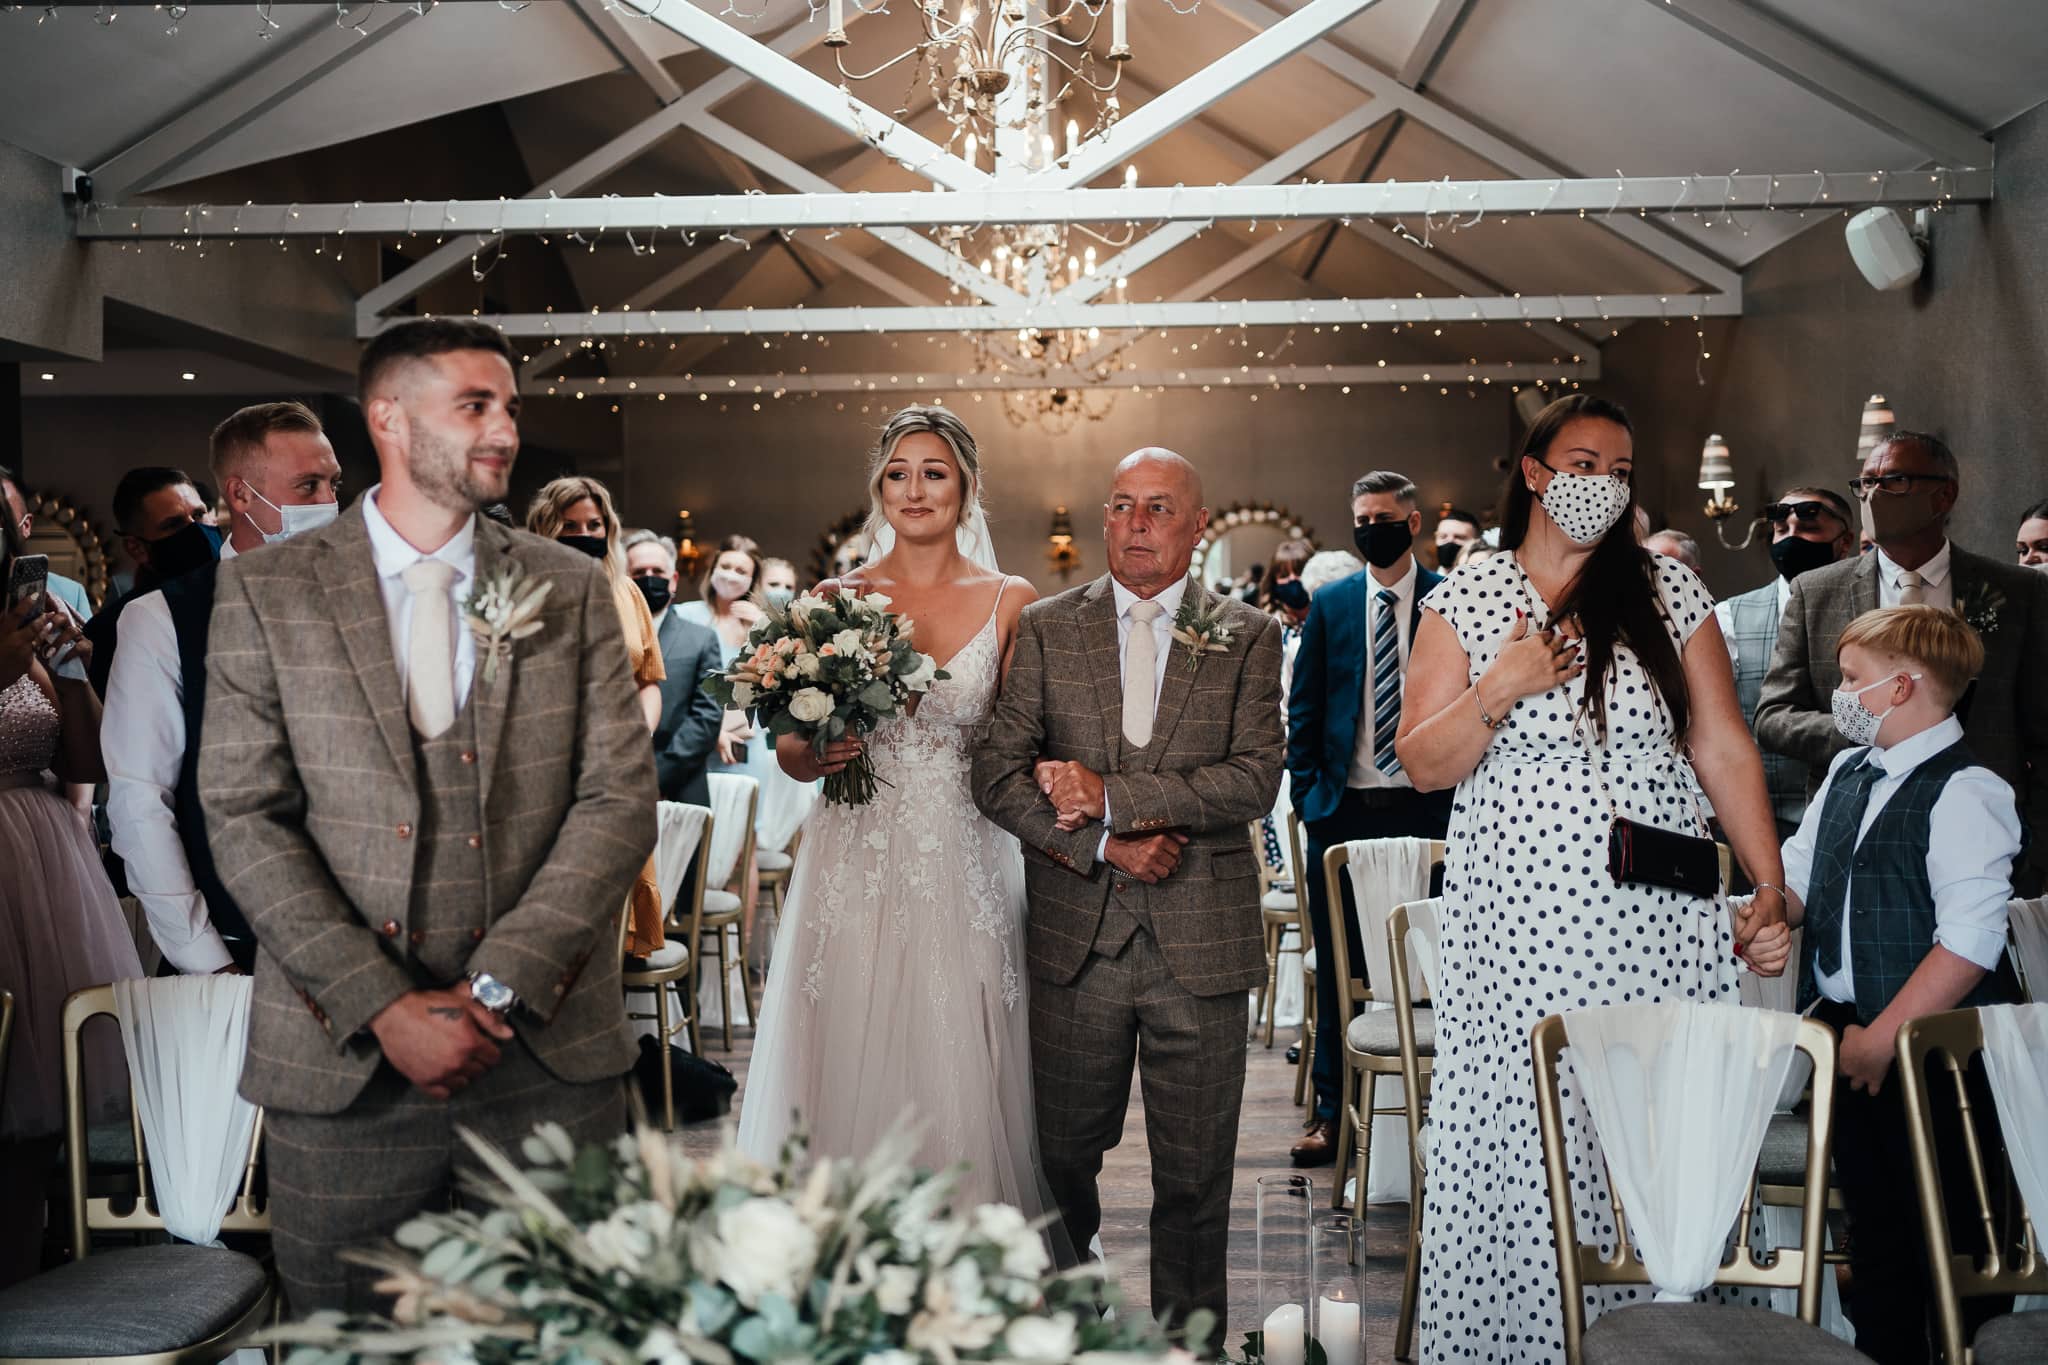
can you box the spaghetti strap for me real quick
[987,574,1010,624]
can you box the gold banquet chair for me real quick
[0,986,273,1365]
[1532,1012,1866,1365]
[621,803,715,1129]
[1290,812,1315,1109]
[1251,814,1305,1048]
[699,773,761,1051]
[1897,1007,2048,1364]
[1321,838,1445,1213]
[1387,897,1441,1362]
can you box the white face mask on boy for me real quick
[1830,672,1921,747]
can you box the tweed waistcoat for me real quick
[1092,737,1158,959]
[1721,582,1808,828]
[1795,738,2008,1023]
[409,704,488,983]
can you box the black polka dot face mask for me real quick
[1535,465,1632,545]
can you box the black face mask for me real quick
[1353,520,1414,569]
[558,534,608,560]
[1270,578,1309,611]
[1768,534,1838,583]
[143,520,223,583]
[634,574,673,614]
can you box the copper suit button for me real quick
[396,823,413,839]
[459,750,476,764]
[409,929,426,946]
[381,920,400,937]
[466,834,483,850]
[470,927,485,943]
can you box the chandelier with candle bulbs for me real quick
[966,234,1131,430]
[825,0,1131,154]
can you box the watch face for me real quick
[472,975,514,1010]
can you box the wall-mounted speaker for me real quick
[1845,207,1925,291]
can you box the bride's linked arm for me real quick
[971,606,1112,875]
[1095,609,1287,837]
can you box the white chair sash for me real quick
[1730,898,1809,1110]
[1400,898,1442,1001]
[1978,1003,2048,1237]
[1562,1002,1801,1300]
[2008,898,2048,1003]
[110,975,259,1247]
[704,773,757,890]
[756,765,820,856]
[1342,840,1433,1205]
[654,802,711,913]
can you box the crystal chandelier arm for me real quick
[1034,46,1123,93]
[833,42,936,84]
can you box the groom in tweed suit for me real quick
[974,449,1284,1345]
[199,319,656,1312]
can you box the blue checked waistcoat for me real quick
[1721,581,1807,829]
[1794,738,2013,1024]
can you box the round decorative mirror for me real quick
[21,488,114,610]
[1195,503,1315,595]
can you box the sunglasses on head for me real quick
[1765,500,1838,525]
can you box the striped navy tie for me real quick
[1372,587,1403,777]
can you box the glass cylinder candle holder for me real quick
[1256,1173,1314,1365]
[1314,1212,1365,1365]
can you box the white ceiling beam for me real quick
[351,11,850,324]
[104,169,1984,240]
[1206,0,1746,292]
[616,0,987,192]
[1043,0,1391,190]
[1062,102,1395,305]
[527,359,1596,396]
[1644,0,1991,168]
[684,110,1024,307]
[443,292,1741,340]
[526,232,766,375]
[567,0,685,104]
[90,2,421,197]
[797,236,936,307]
[1397,0,1473,90]
[1343,222,1596,354]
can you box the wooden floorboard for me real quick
[674,1012,1411,1363]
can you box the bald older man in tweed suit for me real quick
[199,319,655,1313]
[974,449,1284,1347]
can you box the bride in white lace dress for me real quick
[737,405,1050,1216]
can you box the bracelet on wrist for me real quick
[1473,689,1506,731]
[1751,881,1788,902]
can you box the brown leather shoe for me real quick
[1290,1117,1337,1167]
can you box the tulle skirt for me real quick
[0,777,144,1141]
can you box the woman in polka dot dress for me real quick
[1394,394,1792,1363]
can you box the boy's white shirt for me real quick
[1780,713,2019,1005]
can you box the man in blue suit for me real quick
[1284,469,1453,1165]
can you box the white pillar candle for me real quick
[1111,0,1127,50]
[1318,1298,1361,1365]
[1263,1303,1306,1365]
[828,0,844,35]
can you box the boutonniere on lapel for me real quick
[1954,579,2006,637]
[1170,597,1237,672]
[463,565,553,684]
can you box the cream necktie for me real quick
[1123,599,1165,748]
[1898,568,1924,606]
[402,559,459,738]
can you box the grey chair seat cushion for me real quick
[701,888,743,916]
[1583,1303,1871,1364]
[1975,1309,2048,1364]
[1760,1111,1810,1186]
[637,940,690,971]
[757,849,793,873]
[1347,1007,1433,1058]
[1262,890,1298,915]
[0,1244,268,1356]
[1302,949,1317,974]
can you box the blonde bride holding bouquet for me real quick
[731,405,1054,1219]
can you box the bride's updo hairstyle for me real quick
[862,404,987,547]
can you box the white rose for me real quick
[731,680,757,709]
[861,1353,919,1365]
[787,687,835,724]
[1004,1313,1079,1362]
[585,1200,674,1272]
[862,591,893,612]
[874,1264,920,1316]
[795,652,822,680]
[900,652,938,691]
[830,627,866,657]
[712,1197,819,1307]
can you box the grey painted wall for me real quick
[1600,100,2048,601]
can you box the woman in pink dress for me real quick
[0,519,144,1286]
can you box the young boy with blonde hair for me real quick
[1778,604,2021,1364]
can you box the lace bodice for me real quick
[863,598,1004,793]
[0,676,59,776]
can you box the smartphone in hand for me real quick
[5,553,48,620]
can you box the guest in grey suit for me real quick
[973,449,1285,1346]
[1756,432,2048,890]
[625,530,725,807]
[200,320,655,1312]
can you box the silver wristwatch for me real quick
[467,971,518,1015]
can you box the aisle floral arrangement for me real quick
[702,588,946,806]
[267,1123,1195,1365]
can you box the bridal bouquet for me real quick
[703,589,946,806]
[265,1123,1196,1365]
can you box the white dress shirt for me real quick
[362,485,478,712]
[103,541,238,973]
[1097,575,1189,854]
[1345,555,1418,790]
[1874,539,1955,611]
[1781,714,2019,1004]
[1715,574,1790,672]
